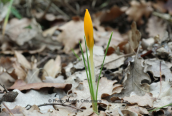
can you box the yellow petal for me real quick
[84,9,94,49]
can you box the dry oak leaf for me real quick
[126,0,153,24]
[12,60,26,80]
[42,55,61,79]
[150,81,172,108]
[6,18,42,46]
[144,58,172,81]
[113,58,151,98]
[123,22,141,53]
[2,105,71,116]
[56,19,98,53]
[14,51,31,69]
[146,15,167,39]
[65,77,121,109]
[99,5,124,23]
[9,79,71,91]
[124,93,154,107]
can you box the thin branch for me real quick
[41,0,53,19]
[0,83,8,93]
[26,103,83,112]
[2,103,14,116]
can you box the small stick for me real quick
[2,103,14,116]
[26,103,83,112]
[157,61,162,99]
[0,83,8,93]
[96,53,135,68]
[41,0,53,19]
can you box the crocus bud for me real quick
[84,9,94,49]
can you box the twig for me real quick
[157,61,162,99]
[0,83,8,93]
[51,3,69,20]
[41,0,53,19]
[37,55,51,66]
[26,103,83,112]
[63,0,78,15]
[96,53,135,68]
[2,103,14,116]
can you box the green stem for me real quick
[89,48,96,93]
[149,103,172,112]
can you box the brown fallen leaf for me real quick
[121,110,138,116]
[0,57,13,72]
[12,60,26,80]
[56,19,98,53]
[8,79,72,91]
[6,18,42,46]
[64,77,121,109]
[99,5,124,23]
[124,93,154,107]
[152,0,167,13]
[43,25,59,37]
[144,58,172,81]
[14,51,31,69]
[165,0,172,15]
[96,30,127,48]
[127,105,149,115]
[126,0,153,24]
[146,15,167,39]
[113,57,151,98]
[123,22,141,53]
[105,103,126,116]
[2,105,73,116]
[42,55,61,79]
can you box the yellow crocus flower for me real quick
[84,9,97,112]
[84,9,94,50]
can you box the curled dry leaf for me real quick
[42,55,61,79]
[14,51,31,69]
[126,0,153,24]
[124,93,154,107]
[43,25,59,37]
[121,110,138,116]
[123,22,141,53]
[12,60,26,80]
[9,79,72,91]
